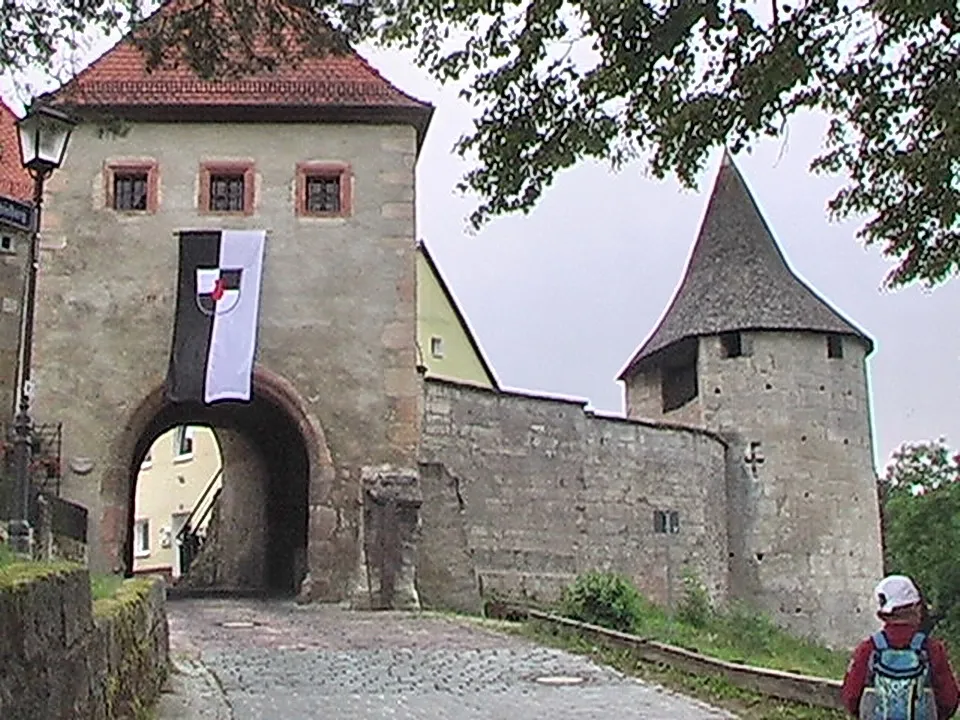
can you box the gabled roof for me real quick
[417,240,500,390]
[0,102,33,202]
[46,0,433,146]
[618,153,873,380]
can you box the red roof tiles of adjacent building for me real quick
[50,2,430,111]
[0,102,33,202]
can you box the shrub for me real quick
[561,571,645,632]
[675,569,713,628]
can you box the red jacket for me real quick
[841,622,959,718]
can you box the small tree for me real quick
[882,439,960,646]
[560,571,645,633]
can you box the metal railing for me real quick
[175,468,223,576]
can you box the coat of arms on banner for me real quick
[196,267,243,315]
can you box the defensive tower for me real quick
[618,154,884,646]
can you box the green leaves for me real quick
[7,0,958,287]
[882,439,960,647]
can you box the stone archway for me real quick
[101,365,340,599]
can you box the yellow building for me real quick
[416,241,499,389]
[132,241,495,581]
[133,425,222,579]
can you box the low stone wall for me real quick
[490,604,844,710]
[0,564,169,720]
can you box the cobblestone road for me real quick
[162,599,736,719]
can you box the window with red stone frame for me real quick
[105,161,159,213]
[199,161,256,215]
[296,162,352,218]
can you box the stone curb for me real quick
[488,603,845,711]
[155,658,233,720]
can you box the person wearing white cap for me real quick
[841,575,958,718]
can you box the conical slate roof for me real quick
[618,154,873,380]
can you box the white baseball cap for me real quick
[875,575,921,614]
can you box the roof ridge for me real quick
[47,0,431,112]
[0,100,33,202]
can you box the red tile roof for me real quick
[51,1,430,111]
[0,102,33,202]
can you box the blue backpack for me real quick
[859,631,938,720]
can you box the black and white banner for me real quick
[167,229,266,404]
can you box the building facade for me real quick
[35,4,432,607]
[132,425,220,579]
[0,102,39,521]
[416,241,498,389]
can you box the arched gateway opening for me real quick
[102,366,334,597]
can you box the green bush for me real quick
[676,570,713,628]
[561,571,645,632]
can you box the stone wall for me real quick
[420,378,729,609]
[0,565,169,720]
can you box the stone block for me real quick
[380,202,414,220]
[380,136,416,153]
[378,171,413,186]
[384,367,418,397]
[310,504,339,540]
[381,321,412,350]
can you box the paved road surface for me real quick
[158,598,735,719]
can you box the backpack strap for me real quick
[872,631,890,650]
[910,632,928,651]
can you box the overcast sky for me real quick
[6,36,958,472]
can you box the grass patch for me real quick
[560,571,849,680]
[0,548,126,603]
[515,620,846,720]
[91,573,125,601]
[628,598,849,680]
[0,559,78,588]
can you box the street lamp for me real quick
[7,105,75,554]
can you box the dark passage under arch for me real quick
[125,390,310,596]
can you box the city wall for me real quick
[419,378,730,609]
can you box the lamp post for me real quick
[6,105,75,554]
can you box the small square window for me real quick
[134,519,150,558]
[654,510,667,533]
[174,426,195,461]
[827,334,844,359]
[0,236,13,252]
[113,172,149,210]
[209,174,246,212]
[199,162,255,215]
[296,162,352,217]
[105,161,158,213]
[654,510,680,534]
[430,337,444,358]
[720,332,742,358]
[306,175,341,213]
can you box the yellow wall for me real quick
[133,425,222,577]
[416,248,496,388]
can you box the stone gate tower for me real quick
[28,2,433,609]
[618,154,884,646]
